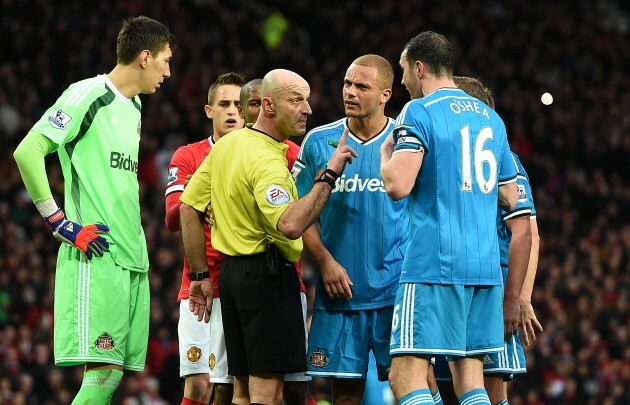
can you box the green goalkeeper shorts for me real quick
[54,245,149,371]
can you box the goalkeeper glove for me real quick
[44,209,110,260]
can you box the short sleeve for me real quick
[31,82,101,146]
[180,152,212,212]
[254,158,298,229]
[392,101,430,155]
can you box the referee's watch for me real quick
[189,271,210,281]
[315,168,339,188]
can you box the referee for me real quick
[179,69,357,405]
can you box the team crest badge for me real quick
[94,333,116,350]
[308,350,329,367]
[209,353,216,370]
[187,346,202,363]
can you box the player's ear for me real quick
[204,104,213,119]
[138,50,150,69]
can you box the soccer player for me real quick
[293,54,407,405]
[380,32,532,405]
[431,76,543,405]
[165,72,245,405]
[12,16,175,403]
[180,69,356,405]
[238,77,313,405]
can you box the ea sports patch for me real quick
[209,353,216,370]
[517,184,528,202]
[186,346,202,363]
[167,167,179,185]
[48,109,72,130]
[94,333,116,351]
[265,185,290,206]
[308,349,329,367]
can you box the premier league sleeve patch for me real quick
[48,109,72,130]
[167,166,179,186]
[266,184,291,206]
[517,184,528,202]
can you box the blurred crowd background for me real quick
[1,0,629,404]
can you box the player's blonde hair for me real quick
[352,54,394,90]
[453,76,495,109]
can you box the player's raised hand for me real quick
[188,280,214,323]
[327,128,357,175]
[320,256,353,300]
[520,300,543,346]
[44,209,109,260]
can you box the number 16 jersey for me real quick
[392,88,517,286]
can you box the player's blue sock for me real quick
[73,368,123,404]
[495,400,509,405]
[458,388,491,405]
[432,387,444,404]
[399,388,434,405]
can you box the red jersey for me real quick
[165,136,305,302]
[165,137,222,301]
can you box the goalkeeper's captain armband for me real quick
[44,209,110,260]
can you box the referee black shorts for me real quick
[218,252,306,376]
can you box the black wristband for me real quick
[189,271,210,281]
[315,169,337,188]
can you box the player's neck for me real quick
[108,65,141,99]
[347,114,388,141]
[422,77,456,97]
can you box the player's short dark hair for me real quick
[453,76,495,109]
[404,31,454,78]
[240,78,263,107]
[116,16,176,65]
[352,54,394,90]
[207,72,246,105]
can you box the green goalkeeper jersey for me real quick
[31,75,149,272]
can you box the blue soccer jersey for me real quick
[294,118,408,310]
[392,88,517,286]
[497,152,535,269]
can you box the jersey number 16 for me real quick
[460,125,497,194]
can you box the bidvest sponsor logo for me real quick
[110,151,138,173]
[332,174,386,193]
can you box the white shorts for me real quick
[178,299,211,377]
[205,293,311,383]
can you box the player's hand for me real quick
[188,279,214,323]
[205,205,213,227]
[519,299,543,346]
[327,128,357,175]
[503,294,520,338]
[44,209,109,260]
[184,174,193,188]
[320,256,353,300]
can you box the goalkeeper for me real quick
[13,16,175,404]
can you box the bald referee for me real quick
[179,69,357,405]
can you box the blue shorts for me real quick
[434,332,526,381]
[307,307,393,381]
[390,283,504,357]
